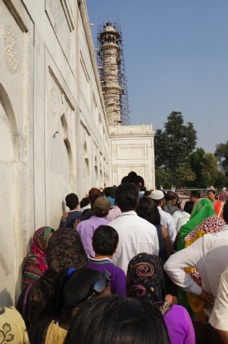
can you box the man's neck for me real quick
[70,206,79,211]
[94,254,113,260]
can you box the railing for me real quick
[169,189,209,198]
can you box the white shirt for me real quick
[158,206,176,243]
[172,210,190,232]
[110,211,159,273]
[164,225,228,316]
[209,267,228,331]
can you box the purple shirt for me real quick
[106,205,121,222]
[164,305,195,344]
[88,257,126,296]
[77,216,109,257]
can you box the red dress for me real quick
[213,200,223,218]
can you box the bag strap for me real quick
[22,282,35,320]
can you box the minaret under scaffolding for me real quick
[97,22,130,126]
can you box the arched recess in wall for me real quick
[47,113,73,228]
[0,83,20,305]
[84,141,90,188]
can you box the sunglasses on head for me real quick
[88,269,111,298]
[77,270,111,307]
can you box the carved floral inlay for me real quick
[4,25,18,71]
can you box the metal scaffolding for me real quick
[97,22,130,125]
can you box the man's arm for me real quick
[164,237,205,296]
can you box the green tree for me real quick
[155,111,197,185]
[155,168,172,189]
[189,149,219,188]
[176,166,196,185]
[214,171,228,189]
[200,153,218,187]
[215,140,228,176]
[188,148,205,187]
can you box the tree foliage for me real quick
[155,169,172,189]
[188,148,205,187]
[155,112,228,189]
[188,149,219,188]
[155,111,197,186]
[200,153,218,187]
[214,171,228,189]
[215,140,228,175]
[176,166,196,185]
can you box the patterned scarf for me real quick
[27,228,88,325]
[126,253,172,315]
[25,226,54,274]
[185,215,225,247]
[46,227,88,273]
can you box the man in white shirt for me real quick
[151,190,176,244]
[110,183,159,273]
[209,267,228,343]
[164,201,228,317]
[172,201,194,232]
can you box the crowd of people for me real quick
[1,182,228,344]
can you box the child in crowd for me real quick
[80,197,91,217]
[59,193,81,229]
[88,225,126,296]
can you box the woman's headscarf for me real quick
[0,307,29,343]
[177,198,215,251]
[27,228,88,325]
[126,253,171,315]
[185,215,225,247]
[24,226,54,274]
[32,226,53,253]
[46,227,88,272]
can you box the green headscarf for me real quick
[177,198,215,251]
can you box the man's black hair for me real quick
[92,225,119,256]
[65,193,79,210]
[190,190,201,199]
[184,201,194,214]
[115,183,138,212]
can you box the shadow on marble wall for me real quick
[0,288,13,307]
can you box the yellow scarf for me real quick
[44,321,67,344]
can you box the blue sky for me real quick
[86,0,228,153]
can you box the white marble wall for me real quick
[0,0,110,305]
[110,124,155,190]
[0,0,155,306]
